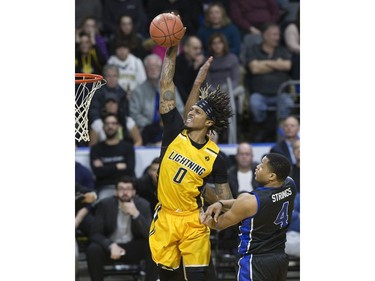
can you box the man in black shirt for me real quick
[245,22,294,142]
[202,153,296,281]
[90,113,135,201]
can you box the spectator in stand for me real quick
[75,0,102,30]
[107,40,147,93]
[197,2,242,57]
[86,176,158,281]
[135,157,160,214]
[75,32,107,74]
[90,113,136,201]
[283,7,300,79]
[205,32,241,91]
[109,15,149,60]
[174,36,205,104]
[227,142,260,199]
[88,64,142,147]
[270,115,300,167]
[245,22,294,142]
[89,64,129,129]
[75,158,97,280]
[89,94,143,147]
[205,32,244,143]
[130,54,184,132]
[76,16,109,61]
[75,160,97,236]
[229,0,280,36]
[101,0,148,38]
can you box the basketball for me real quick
[149,13,186,47]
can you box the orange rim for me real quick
[75,73,104,84]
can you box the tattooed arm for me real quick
[159,45,179,115]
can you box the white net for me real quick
[75,75,106,142]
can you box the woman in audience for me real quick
[109,15,149,59]
[197,2,242,57]
[75,32,107,74]
[206,32,241,90]
[76,16,109,61]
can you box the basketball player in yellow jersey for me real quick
[149,42,234,281]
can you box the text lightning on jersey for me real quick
[168,151,206,176]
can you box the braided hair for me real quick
[198,84,233,134]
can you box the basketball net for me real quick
[75,73,106,142]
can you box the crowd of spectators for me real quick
[75,1,300,279]
[76,0,300,146]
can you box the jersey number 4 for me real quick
[274,201,289,228]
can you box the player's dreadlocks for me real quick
[198,84,233,134]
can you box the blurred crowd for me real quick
[76,0,300,146]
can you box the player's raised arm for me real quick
[184,56,213,119]
[159,45,179,115]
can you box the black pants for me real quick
[86,239,158,281]
[238,253,289,281]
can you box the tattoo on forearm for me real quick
[160,48,177,82]
[160,90,176,113]
[215,183,233,200]
[163,90,174,101]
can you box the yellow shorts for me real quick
[149,204,211,269]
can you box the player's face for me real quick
[255,157,272,184]
[185,105,210,130]
[116,182,136,202]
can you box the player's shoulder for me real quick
[284,176,297,191]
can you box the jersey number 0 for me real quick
[173,167,188,183]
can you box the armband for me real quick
[217,201,224,207]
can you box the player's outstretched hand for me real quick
[201,201,223,224]
[194,56,213,87]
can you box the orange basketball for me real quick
[149,13,186,47]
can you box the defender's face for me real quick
[255,157,271,185]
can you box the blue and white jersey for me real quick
[238,177,297,255]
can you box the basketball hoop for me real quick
[75,73,106,142]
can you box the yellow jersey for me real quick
[157,129,219,212]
